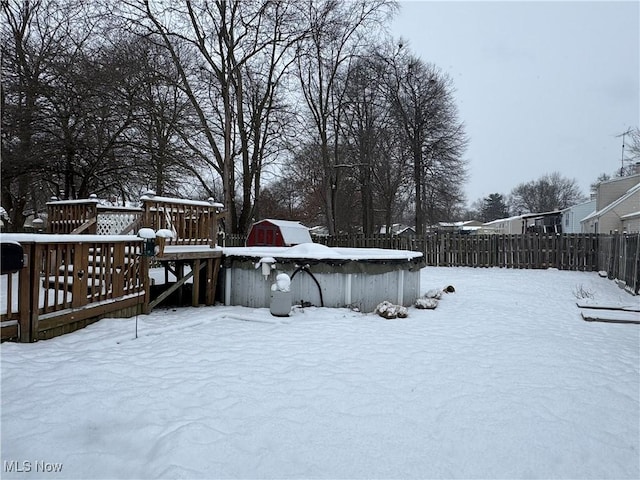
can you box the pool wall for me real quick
[222,254,422,312]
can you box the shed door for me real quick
[254,225,279,246]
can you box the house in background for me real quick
[481,215,528,234]
[246,219,312,247]
[481,211,563,234]
[581,177,640,234]
[427,220,483,234]
[308,225,329,238]
[526,211,563,234]
[379,224,416,237]
[561,198,596,234]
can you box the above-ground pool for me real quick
[221,243,424,312]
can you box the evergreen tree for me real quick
[480,193,509,222]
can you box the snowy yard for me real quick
[1,267,638,479]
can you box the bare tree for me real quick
[42,36,143,200]
[266,141,327,228]
[340,54,390,234]
[509,172,585,214]
[386,52,468,232]
[118,0,302,234]
[1,0,87,228]
[295,0,395,235]
[620,127,640,176]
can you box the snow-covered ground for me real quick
[1,267,638,479]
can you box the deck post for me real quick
[18,243,35,342]
[29,243,45,341]
[112,243,125,298]
[205,258,215,305]
[71,242,89,308]
[140,255,151,314]
[192,259,201,306]
[208,257,221,306]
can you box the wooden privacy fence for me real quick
[314,233,639,293]
[316,233,601,270]
[1,235,149,342]
[597,234,640,295]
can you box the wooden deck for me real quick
[1,234,149,342]
[2,194,225,342]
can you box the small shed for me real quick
[246,219,312,247]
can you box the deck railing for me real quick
[47,200,143,235]
[140,195,224,247]
[1,235,148,342]
[47,200,100,234]
[46,195,224,246]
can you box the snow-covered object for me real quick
[255,257,277,269]
[137,228,156,239]
[424,288,442,299]
[256,257,277,279]
[271,273,291,292]
[155,229,175,239]
[415,297,439,309]
[598,271,608,278]
[223,245,423,261]
[375,301,408,319]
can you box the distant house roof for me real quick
[561,199,596,213]
[309,225,329,237]
[379,224,415,235]
[484,211,561,226]
[437,220,482,227]
[483,214,524,226]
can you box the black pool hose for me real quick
[290,265,324,307]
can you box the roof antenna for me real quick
[616,128,633,175]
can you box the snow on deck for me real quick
[140,194,223,208]
[0,233,142,243]
[1,267,638,479]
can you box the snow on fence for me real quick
[1,235,149,342]
[312,233,638,294]
[313,233,600,269]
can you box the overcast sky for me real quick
[390,0,639,207]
